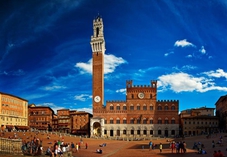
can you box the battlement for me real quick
[106,100,127,103]
[157,100,179,103]
[126,80,157,88]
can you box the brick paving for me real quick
[1,131,227,157]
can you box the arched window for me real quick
[149,118,153,124]
[123,118,127,124]
[143,104,147,110]
[110,118,113,124]
[150,105,153,110]
[143,118,147,124]
[164,105,168,110]
[158,118,162,124]
[116,118,120,124]
[116,104,120,110]
[130,104,134,110]
[137,118,140,124]
[123,104,127,110]
[171,105,175,110]
[171,118,175,124]
[137,104,140,110]
[158,105,162,110]
[96,27,99,37]
[130,118,134,124]
[165,118,169,124]
[110,104,114,110]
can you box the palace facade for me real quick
[179,107,218,135]
[0,92,28,131]
[28,104,54,131]
[90,16,179,138]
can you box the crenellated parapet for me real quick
[157,100,179,102]
[106,100,127,103]
[126,80,157,88]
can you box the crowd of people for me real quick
[1,130,90,156]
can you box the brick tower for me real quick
[90,15,105,114]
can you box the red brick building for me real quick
[90,16,179,138]
[52,114,58,131]
[70,110,92,136]
[179,107,218,135]
[215,95,227,131]
[28,104,54,131]
[57,109,70,133]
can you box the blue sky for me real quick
[0,0,227,114]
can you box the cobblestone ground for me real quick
[1,131,227,157]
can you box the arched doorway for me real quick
[93,122,101,136]
[117,129,120,136]
[165,129,168,137]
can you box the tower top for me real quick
[94,14,102,21]
[91,15,105,54]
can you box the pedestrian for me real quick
[217,150,224,157]
[85,143,88,149]
[71,142,75,152]
[159,143,162,153]
[212,140,215,148]
[183,141,186,153]
[171,141,175,153]
[149,141,152,151]
[213,150,218,157]
[76,143,79,152]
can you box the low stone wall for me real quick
[0,137,22,155]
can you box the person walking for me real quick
[159,143,162,153]
[71,142,75,153]
[76,143,79,152]
[212,140,215,148]
[85,143,88,149]
[149,141,152,151]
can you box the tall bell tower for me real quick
[91,15,105,113]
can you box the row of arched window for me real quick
[105,117,176,124]
[108,104,176,111]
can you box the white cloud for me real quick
[25,93,50,100]
[203,69,227,79]
[75,59,92,74]
[37,103,93,114]
[199,46,206,54]
[116,88,126,94]
[158,72,227,93]
[37,103,61,114]
[75,54,127,74]
[76,108,93,114]
[186,54,193,58]
[44,85,66,91]
[172,65,197,71]
[174,39,195,47]
[0,69,25,76]
[74,94,92,101]
[164,51,174,57]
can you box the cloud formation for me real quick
[164,51,174,57]
[158,71,227,93]
[74,94,92,101]
[199,46,206,54]
[174,39,195,47]
[75,54,127,74]
[116,88,126,94]
[203,69,227,79]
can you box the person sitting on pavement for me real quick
[96,148,102,154]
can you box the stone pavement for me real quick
[1,131,227,157]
